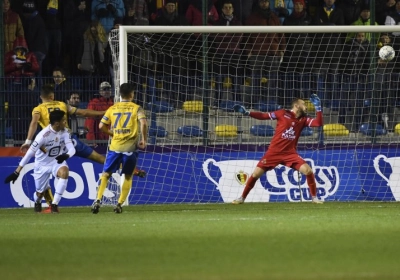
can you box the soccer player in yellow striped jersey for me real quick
[20,84,106,211]
[21,84,105,161]
[91,83,148,214]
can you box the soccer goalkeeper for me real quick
[232,95,324,204]
[91,83,148,214]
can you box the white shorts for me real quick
[32,162,68,193]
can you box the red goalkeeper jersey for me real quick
[250,109,323,154]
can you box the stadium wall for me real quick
[0,145,398,208]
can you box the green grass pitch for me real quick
[0,202,399,280]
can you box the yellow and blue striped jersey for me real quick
[32,101,77,129]
[101,101,146,152]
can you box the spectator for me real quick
[5,36,39,87]
[338,0,363,25]
[269,0,293,24]
[91,0,125,34]
[35,0,64,77]
[215,0,254,23]
[123,0,150,25]
[280,0,313,107]
[4,0,25,53]
[339,32,371,131]
[52,67,73,102]
[281,0,313,73]
[153,0,190,107]
[385,0,400,51]
[210,0,243,104]
[186,0,219,25]
[4,36,39,141]
[85,81,114,142]
[376,0,396,25]
[346,5,379,43]
[244,0,286,105]
[67,91,88,138]
[62,0,92,76]
[77,20,109,77]
[311,0,345,74]
[20,0,47,78]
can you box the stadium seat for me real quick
[301,127,314,137]
[145,101,174,113]
[359,123,387,136]
[215,125,238,137]
[395,123,400,135]
[323,124,349,136]
[149,126,168,138]
[254,102,281,112]
[177,126,203,137]
[183,101,203,113]
[250,125,274,137]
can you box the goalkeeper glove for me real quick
[233,104,250,116]
[4,171,19,184]
[310,94,321,112]
[55,153,70,164]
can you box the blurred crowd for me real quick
[3,0,400,140]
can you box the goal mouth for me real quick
[105,25,400,204]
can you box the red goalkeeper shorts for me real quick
[257,152,307,171]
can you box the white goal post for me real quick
[107,25,400,204]
[118,25,400,85]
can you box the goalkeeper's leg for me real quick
[298,163,323,204]
[232,167,265,204]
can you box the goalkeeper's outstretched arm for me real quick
[233,104,272,120]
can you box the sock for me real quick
[306,173,317,197]
[33,192,41,203]
[118,177,132,204]
[43,188,53,206]
[242,175,258,199]
[52,178,68,205]
[96,174,110,201]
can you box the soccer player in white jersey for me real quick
[4,110,76,213]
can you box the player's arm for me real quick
[138,109,148,149]
[67,104,105,117]
[55,132,76,163]
[307,94,323,127]
[99,109,113,137]
[6,135,44,183]
[233,104,273,120]
[20,113,40,153]
[99,122,113,137]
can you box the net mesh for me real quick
[108,27,400,203]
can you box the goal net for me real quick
[108,25,400,204]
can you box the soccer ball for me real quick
[379,46,395,61]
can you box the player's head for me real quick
[291,98,307,117]
[119,83,135,100]
[221,1,234,16]
[49,110,67,130]
[99,81,112,99]
[68,91,80,107]
[52,67,66,85]
[40,84,55,100]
